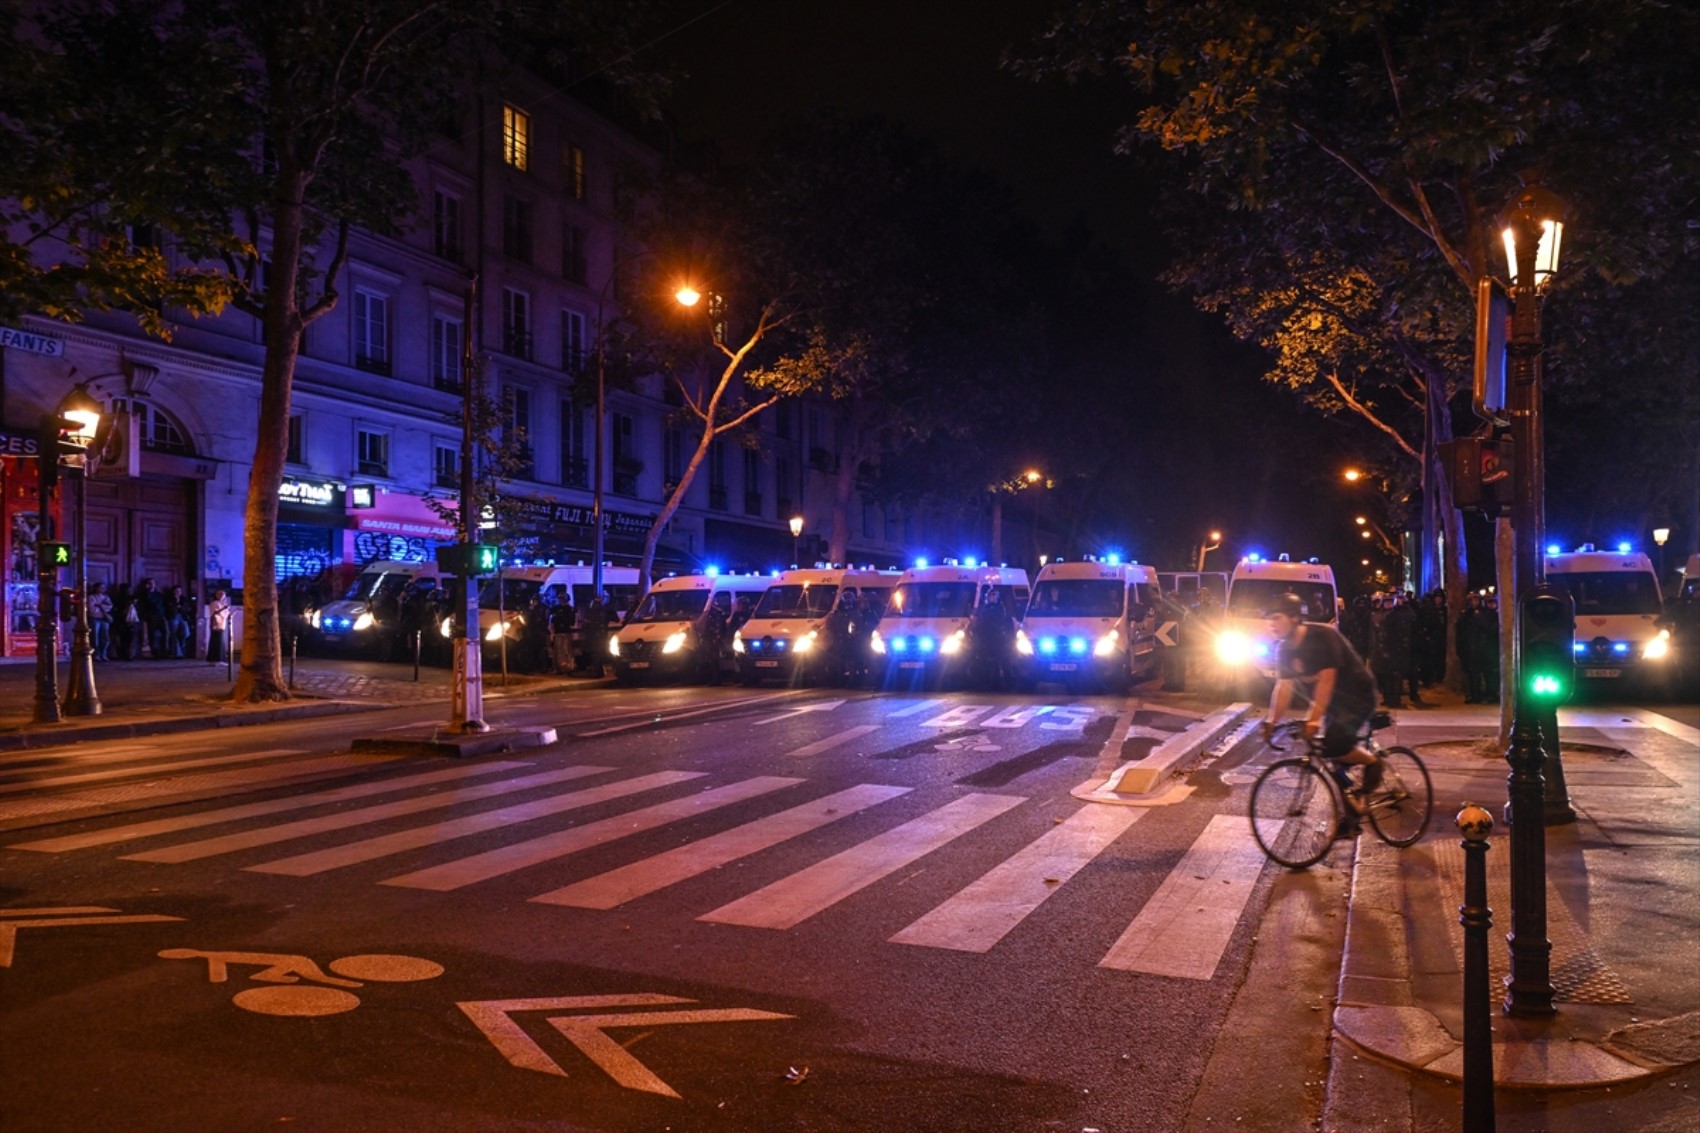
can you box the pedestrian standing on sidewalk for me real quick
[166,585,193,658]
[206,588,232,664]
[111,582,136,660]
[86,581,113,660]
[135,578,167,658]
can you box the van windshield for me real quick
[887,582,975,618]
[1227,579,1337,622]
[755,584,839,619]
[477,579,542,609]
[628,588,710,622]
[1026,580,1125,618]
[1549,571,1663,616]
[343,571,405,602]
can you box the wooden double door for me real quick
[84,477,195,592]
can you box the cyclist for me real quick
[1259,591,1385,837]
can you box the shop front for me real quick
[343,485,456,572]
[1,427,60,659]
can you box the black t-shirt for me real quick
[1277,622,1377,717]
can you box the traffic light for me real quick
[1442,436,1514,517]
[35,414,86,490]
[435,542,499,576]
[1521,584,1574,704]
[39,541,72,569]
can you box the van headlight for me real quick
[485,621,507,643]
[1644,630,1671,660]
[1015,629,1033,656]
[609,636,623,657]
[732,632,745,654]
[869,629,886,655]
[1216,631,1251,664]
[793,630,818,654]
[941,629,966,656]
[308,609,323,630]
[1093,629,1120,657]
[353,612,375,631]
[662,630,688,654]
[439,618,454,639]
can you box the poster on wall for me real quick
[6,509,43,657]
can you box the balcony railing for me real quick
[562,457,588,489]
[355,354,392,377]
[614,472,640,496]
[502,329,532,360]
[433,373,464,395]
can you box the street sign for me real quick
[1156,620,1179,647]
[458,993,793,1098]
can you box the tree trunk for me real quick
[232,176,307,703]
[640,430,713,596]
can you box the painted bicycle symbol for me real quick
[159,948,444,1016]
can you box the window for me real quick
[353,289,390,375]
[663,427,684,491]
[286,414,304,464]
[503,385,534,479]
[501,288,531,359]
[562,224,587,284]
[560,308,587,374]
[432,189,461,260]
[110,397,193,455]
[560,400,587,487]
[708,441,728,511]
[434,442,460,489]
[612,413,638,494]
[744,449,762,515]
[776,456,793,517]
[357,429,389,477]
[431,315,464,392]
[502,104,530,171]
[563,143,586,200]
[501,195,533,263]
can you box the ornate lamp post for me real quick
[789,515,804,566]
[58,386,105,717]
[1499,178,1571,1016]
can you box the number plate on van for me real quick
[1582,668,1621,678]
[1048,662,1078,672]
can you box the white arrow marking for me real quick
[457,994,793,1097]
[0,907,184,967]
[1157,620,1179,647]
[753,699,844,726]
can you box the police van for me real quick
[1213,556,1339,680]
[1545,546,1671,688]
[610,572,771,684]
[733,566,900,685]
[1015,558,1160,692]
[311,560,440,653]
[467,564,640,665]
[869,562,1030,688]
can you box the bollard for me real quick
[289,633,298,690]
[1458,803,1497,1133]
[413,629,422,681]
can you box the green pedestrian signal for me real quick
[40,541,72,568]
[435,542,500,577]
[1520,585,1574,704]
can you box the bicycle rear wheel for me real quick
[1366,745,1433,847]
[1249,758,1340,869]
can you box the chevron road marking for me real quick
[0,907,184,967]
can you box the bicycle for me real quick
[1248,712,1434,869]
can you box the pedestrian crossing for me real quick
[6,752,1278,979]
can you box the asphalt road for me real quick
[0,677,1684,1132]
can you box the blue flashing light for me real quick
[1616,542,1632,554]
[1246,552,1264,563]
[891,637,907,652]
[964,556,979,568]
[1068,636,1089,655]
[706,565,721,577]
[1105,552,1122,565]
[1573,641,1587,654]
[915,557,929,569]
[1545,543,1562,556]
[919,636,936,653]
[1252,641,1271,659]
[1612,642,1630,655]
[1039,637,1058,655]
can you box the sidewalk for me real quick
[0,653,587,752]
[1327,699,1700,1125]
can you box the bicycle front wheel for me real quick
[1249,758,1340,869]
[1366,745,1433,847]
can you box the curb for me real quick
[1073,701,1256,805]
[0,698,375,753]
[350,725,560,758]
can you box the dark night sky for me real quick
[640,0,1367,575]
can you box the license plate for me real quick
[629,661,650,669]
[1048,662,1078,672]
[322,634,343,642]
[755,660,780,668]
[898,661,924,669]
[1582,668,1621,678]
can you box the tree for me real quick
[4,0,660,701]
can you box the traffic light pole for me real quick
[1502,205,1556,1017]
[62,455,102,716]
[32,433,61,724]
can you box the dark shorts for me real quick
[1322,701,1374,759]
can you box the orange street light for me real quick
[675,286,701,307]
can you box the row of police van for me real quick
[305,541,1680,693]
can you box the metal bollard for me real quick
[289,633,298,690]
[1458,803,1497,1133]
[413,630,422,681]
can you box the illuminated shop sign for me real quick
[279,477,342,507]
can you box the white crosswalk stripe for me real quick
[890,804,1147,953]
[532,783,911,909]
[698,793,1026,930]
[0,748,309,796]
[123,765,619,865]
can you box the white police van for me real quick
[733,566,900,685]
[1545,545,1671,688]
[1015,558,1160,692]
[1213,555,1339,680]
[869,561,1030,688]
[467,564,640,664]
[311,560,439,653]
[610,572,771,684]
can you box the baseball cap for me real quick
[1263,592,1305,619]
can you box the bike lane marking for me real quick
[0,907,184,967]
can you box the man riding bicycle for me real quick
[1259,592,1385,836]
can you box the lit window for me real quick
[502,104,530,171]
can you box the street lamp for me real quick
[58,386,105,718]
[1196,530,1222,571]
[1653,526,1671,588]
[789,515,804,566]
[34,385,106,723]
[1499,177,1572,1017]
